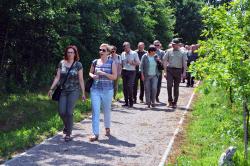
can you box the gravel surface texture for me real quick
[4,79,195,166]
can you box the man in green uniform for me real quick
[163,38,187,108]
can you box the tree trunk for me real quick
[0,27,8,72]
[243,96,249,160]
[229,86,233,104]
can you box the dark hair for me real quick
[148,45,157,52]
[110,45,117,51]
[64,45,80,61]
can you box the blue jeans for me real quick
[59,90,80,135]
[90,88,113,136]
[144,75,158,105]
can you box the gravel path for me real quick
[4,79,195,166]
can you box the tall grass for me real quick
[169,87,249,165]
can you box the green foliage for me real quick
[0,0,175,93]
[189,0,250,162]
[191,0,250,103]
[170,87,249,165]
[170,0,204,44]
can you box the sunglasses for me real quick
[67,51,75,54]
[154,44,160,46]
[99,49,107,52]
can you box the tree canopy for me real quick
[0,0,175,93]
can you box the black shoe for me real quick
[133,99,137,104]
[151,103,155,107]
[64,135,72,142]
[63,128,67,134]
[172,102,177,108]
[156,98,160,103]
[122,103,128,107]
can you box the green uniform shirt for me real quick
[163,48,186,69]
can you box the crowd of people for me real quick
[48,38,199,142]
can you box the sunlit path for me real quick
[4,78,196,166]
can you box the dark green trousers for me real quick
[166,67,182,103]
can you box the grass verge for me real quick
[0,92,91,163]
[0,78,124,163]
[168,87,249,165]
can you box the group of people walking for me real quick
[48,38,199,142]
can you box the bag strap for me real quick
[61,61,75,87]
[92,59,97,74]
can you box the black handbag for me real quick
[52,61,75,101]
[85,60,97,93]
[157,60,164,70]
[85,78,94,93]
[154,56,164,71]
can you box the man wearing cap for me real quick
[121,42,140,107]
[163,38,187,108]
[153,40,165,103]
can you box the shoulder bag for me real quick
[85,60,97,93]
[52,61,75,101]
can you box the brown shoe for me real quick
[105,128,111,136]
[168,102,173,107]
[89,135,98,142]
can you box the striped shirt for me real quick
[92,59,113,90]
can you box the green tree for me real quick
[191,0,250,160]
[0,0,82,92]
[170,0,204,44]
[0,0,175,93]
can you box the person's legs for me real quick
[173,69,182,105]
[167,69,174,104]
[150,75,158,106]
[156,72,162,102]
[100,89,113,133]
[191,76,195,87]
[65,90,80,136]
[122,70,129,105]
[144,76,151,107]
[113,78,118,99]
[133,72,140,103]
[90,88,101,137]
[58,91,67,132]
[139,75,144,102]
[186,71,191,87]
[128,71,136,107]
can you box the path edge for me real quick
[158,81,200,166]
